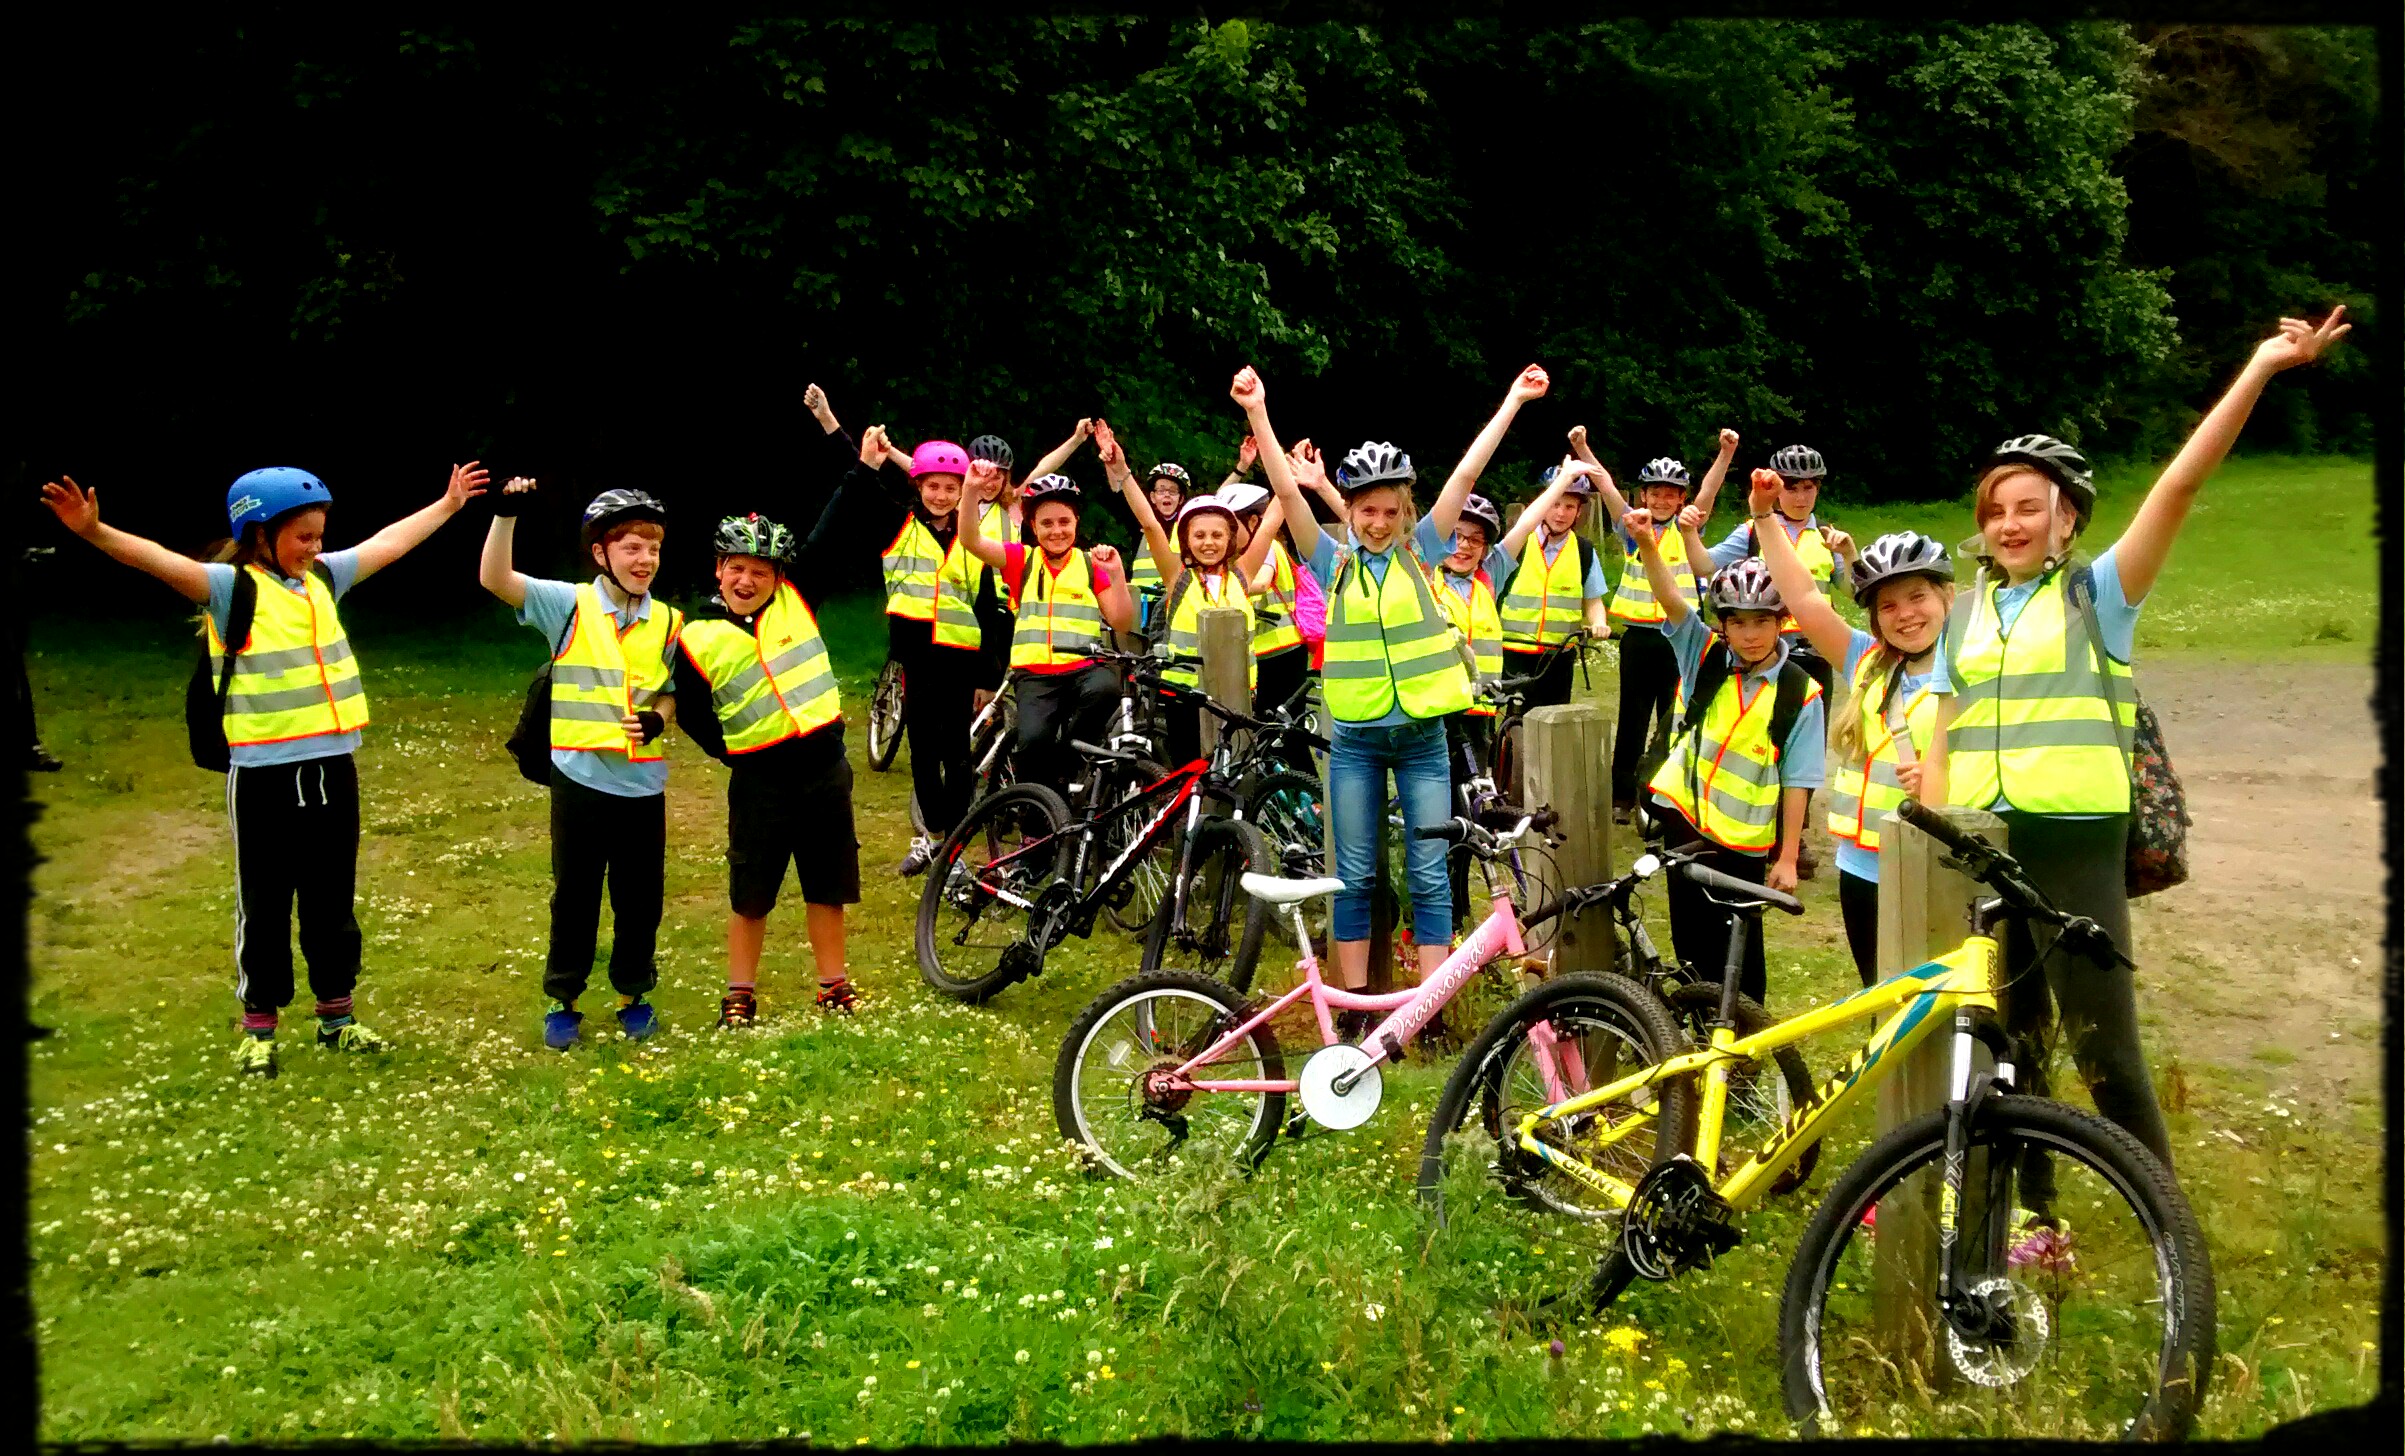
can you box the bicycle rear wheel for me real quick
[914,783,1070,1003]
[1140,818,1274,995]
[1093,758,1174,936]
[866,659,905,771]
[1240,770,1326,950]
[1053,970,1285,1180]
[1779,1094,2214,1441]
[1417,972,1695,1224]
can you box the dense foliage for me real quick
[18,15,2374,605]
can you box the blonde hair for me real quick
[1828,577,1957,763]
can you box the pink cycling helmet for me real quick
[909,440,972,479]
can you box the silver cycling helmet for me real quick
[1707,557,1785,615]
[1335,440,1415,493]
[1850,530,1952,609]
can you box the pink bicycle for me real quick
[1052,809,1686,1182]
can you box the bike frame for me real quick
[1164,889,1590,1101]
[968,755,1210,920]
[1512,934,2003,1211]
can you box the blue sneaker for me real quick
[543,1009,584,1051]
[616,1000,659,1041]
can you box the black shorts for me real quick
[726,735,861,916]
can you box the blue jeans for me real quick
[1327,717,1454,944]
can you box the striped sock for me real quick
[314,997,354,1031]
[242,1011,278,1039]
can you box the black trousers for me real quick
[1501,644,1577,711]
[1444,712,1493,930]
[1659,814,1769,1007]
[1253,647,1317,774]
[1838,868,1880,987]
[1611,624,1678,806]
[1013,662,1120,801]
[228,755,362,1014]
[1996,811,2174,1203]
[544,769,666,1006]
[900,644,979,838]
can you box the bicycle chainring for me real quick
[1028,882,1080,953]
[1621,1159,1740,1282]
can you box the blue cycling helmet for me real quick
[226,468,332,534]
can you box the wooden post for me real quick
[1312,706,1397,993]
[1521,703,1615,972]
[1871,804,2006,1379]
[1195,607,1252,762]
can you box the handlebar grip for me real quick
[1676,859,1806,916]
[1894,799,1984,859]
[1412,819,1471,844]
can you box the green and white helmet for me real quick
[715,512,795,563]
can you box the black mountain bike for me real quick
[866,658,907,771]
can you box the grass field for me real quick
[26,454,2382,1442]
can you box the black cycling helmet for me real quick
[714,512,795,564]
[1988,434,2096,525]
[968,434,1016,472]
[581,488,667,546]
[1768,444,1827,482]
[1456,494,1503,543]
[1336,441,1415,494]
[1850,531,1952,609]
[1636,457,1692,492]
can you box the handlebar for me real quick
[1675,859,1805,916]
[1889,800,2134,969]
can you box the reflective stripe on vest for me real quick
[1943,569,2133,815]
[678,583,842,754]
[1157,569,1255,690]
[932,504,1004,649]
[1251,541,1305,657]
[881,516,942,621]
[550,584,682,763]
[1753,518,1835,636]
[1647,638,1817,852]
[206,565,371,747]
[1435,569,1504,718]
[1322,545,1474,722]
[1610,522,1700,625]
[1498,531,1587,649]
[1825,650,1940,850]
[1011,548,1108,669]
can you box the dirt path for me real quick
[2125,656,2384,1109]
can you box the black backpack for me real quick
[1672,638,1814,851]
[187,564,335,773]
[504,611,579,786]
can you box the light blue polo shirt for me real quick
[202,550,365,767]
[517,576,676,798]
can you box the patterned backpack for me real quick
[2069,566,2190,897]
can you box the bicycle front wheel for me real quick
[915,783,1070,1003]
[1240,770,1326,949]
[1779,1094,2214,1442]
[1418,971,1695,1224]
[1141,818,1275,995]
[866,659,906,771]
[1053,970,1286,1180]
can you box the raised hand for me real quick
[1074,417,1094,441]
[859,425,888,467]
[1621,508,1658,548]
[966,459,1008,496]
[1230,366,1265,411]
[1748,467,1783,515]
[1289,439,1327,490]
[1822,526,1858,563]
[1508,364,1550,403]
[1676,503,1707,532]
[1568,424,1587,450]
[1718,427,1741,455]
[1089,544,1121,573]
[1235,434,1259,472]
[444,461,491,512]
[491,474,538,519]
[38,476,100,537]
[1092,418,1124,469]
[2252,306,2351,373]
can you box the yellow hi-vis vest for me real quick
[206,564,370,747]
[1251,540,1305,658]
[1435,569,1504,718]
[1751,516,1836,636]
[1498,530,1588,650]
[1943,567,2134,815]
[677,582,842,755]
[550,583,683,763]
[1322,544,1474,722]
[882,506,998,648]
[1010,548,1108,669]
[1648,637,1820,853]
[1610,520,1700,625]
[1826,650,1941,850]
[1157,568,1255,690]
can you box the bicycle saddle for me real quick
[1239,872,1346,906]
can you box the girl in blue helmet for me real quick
[39,461,489,1077]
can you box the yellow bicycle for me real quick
[1428,800,2215,1440]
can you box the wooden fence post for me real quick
[1871,804,2007,1378]
[1521,703,1615,972]
[1195,608,1252,761]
